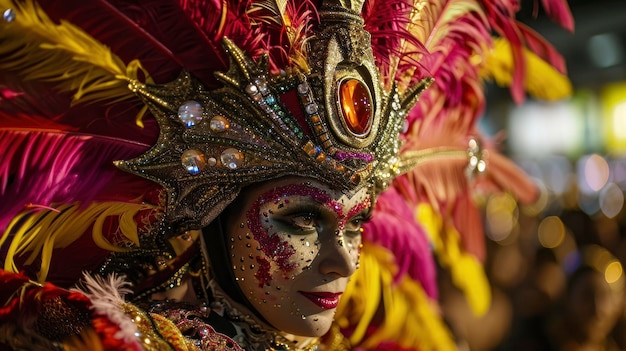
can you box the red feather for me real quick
[0,125,155,232]
[35,0,184,84]
[365,187,438,298]
[482,0,527,104]
[363,0,427,86]
[540,0,574,32]
[0,269,92,329]
[518,22,567,74]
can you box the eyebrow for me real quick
[256,183,342,215]
[256,183,371,229]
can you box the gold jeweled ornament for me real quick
[113,0,433,261]
[339,78,373,136]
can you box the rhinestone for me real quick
[401,120,409,133]
[210,115,230,132]
[339,79,373,135]
[297,83,309,94]
[305,103,317,114]
[207,157,217,166]
[220,148,244,169]
[181,149,207,175]
[245,84,258,95]
[199,327,209,337]
[469,155,478,167]
[477,160,486,172]
[256,78,268,94]
[178,101,203,127]
[3,9,15,22]
[468,138,479,153]
[265,95,276,104]
[251,93,263,102]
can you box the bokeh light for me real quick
[599,182,624,218]
[537,216,566,248]
[486,193,519,242]
[605,260,623,284]
[579,154,610,192]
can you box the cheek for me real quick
[230,221,321,289]
[286,234,322,272]
[229,230,264,285]
[344,235,363,267]
[246,203,298,278]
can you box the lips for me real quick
[300,291,342,309]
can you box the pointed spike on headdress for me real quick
[398,148,467,176]
[399,77,434,112]
[321,0,366,14]
[214,37,257,86]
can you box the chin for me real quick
[274,311,335,337]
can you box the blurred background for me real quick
[451,1,626,350]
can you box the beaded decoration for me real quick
[117,18,431,239]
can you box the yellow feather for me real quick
[482,38,573,100]
[0,0,151,104]
[417,203,491,316]
[2,201,154,283]
[337,244,384,343]
[248,0,290,27]
[337,244,457,350]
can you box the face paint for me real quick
[224,177,370,337]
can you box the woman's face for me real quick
[224,177,370,337]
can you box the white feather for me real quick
[73,273,139,344]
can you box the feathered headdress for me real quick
[0,0,573,349]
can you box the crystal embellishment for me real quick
[181,149,207,175]
[209,115,230,132]
[178,101,204,127]
[220,148,244,169]
[339,79,373,135]
[3,9,15,23]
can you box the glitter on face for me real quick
[255,256,272,287]
[245,184,339,282]
[243,183,371,286]
[226,178,370,337]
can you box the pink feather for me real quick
[0,126,154,232]
[540,0,574,32]
[518,22,567,74]
[363,0,427,85]
[36,0,185,84]
[364,187,438,299]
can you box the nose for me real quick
[317,229,358,278]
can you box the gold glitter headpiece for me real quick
[117,0,431,236]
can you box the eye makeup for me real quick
[244,183,370,287]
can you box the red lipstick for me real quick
[300,291,342,309]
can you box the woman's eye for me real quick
[288,213,318,231]
[344,216,366,235]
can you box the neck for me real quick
[208,279,320,350]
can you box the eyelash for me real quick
[344,212,371,236]
[272,205,371,236]
[274,206,324,233]
[289,212,319,231]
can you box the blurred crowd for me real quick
[441,192,626,351]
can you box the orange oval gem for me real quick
[339,79,373,135]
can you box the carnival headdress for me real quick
[0,0,573,349]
